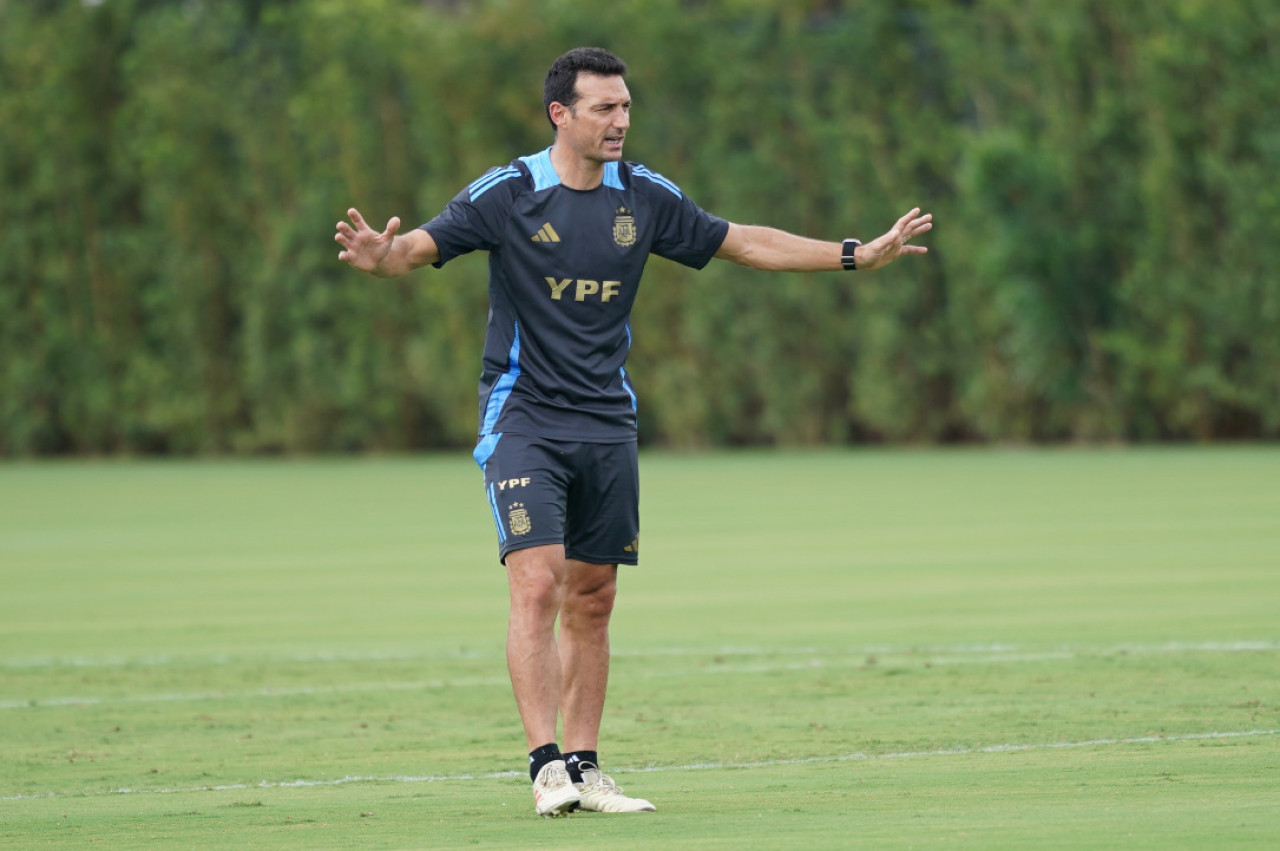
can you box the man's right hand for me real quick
[335,208,402,275]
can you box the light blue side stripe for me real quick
[519,148,560,191]
[475,434,505,543]
[486,481,507,544]
[476,323,520,545]
[620,367,637,412]
[469,166,520,200]
[473,432,502,468]
[603,161,623,190]
[620,323,637,411]
[480,321,522,435]
[476,323,519,545]
[632,165,681,197]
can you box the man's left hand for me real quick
[856,208,933,271]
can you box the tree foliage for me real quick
[2,0,1277,454]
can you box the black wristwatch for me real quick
[841,238,862,271]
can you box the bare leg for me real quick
[559,560,618,753]
[505,545,569,750]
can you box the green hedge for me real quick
[2,0,1277,454]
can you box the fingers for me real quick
[336,226,359,262]
[335,210,365,253]
[336,209,367,264]
[890,206,931,257]
[335,208,404,269]
[894,207,921,232]
[907,220,932,241]
[896,208,931,229]
[897,208,932,244]
[335,211,399,241]
[859,209,932,270]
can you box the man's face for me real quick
[555,72,631,163]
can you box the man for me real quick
[335,47,931,817]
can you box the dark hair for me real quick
[543,47,628,130]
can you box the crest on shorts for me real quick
[508,502,531,536]
[613,207,636,248]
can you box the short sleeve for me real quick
[637,167,730,269]
[420,165,522,268]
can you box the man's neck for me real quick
[549,142,605,191]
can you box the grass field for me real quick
[2,448,1278,849]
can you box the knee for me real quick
[514,571,563,617]
[564,575,617,625]
[507,554,566,619]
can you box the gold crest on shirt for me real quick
[613,207,636,248]
[508,502,531,536]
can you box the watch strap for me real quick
[841,238,862,271]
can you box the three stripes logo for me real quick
[531,222,561,244]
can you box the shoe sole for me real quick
[536,792,581,818]
[578,802,656,813]
[538,802,579,818]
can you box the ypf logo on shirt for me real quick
[545,277,623,302]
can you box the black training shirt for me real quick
[422,147,729,452]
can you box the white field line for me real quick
[3,640,1276,669]
[3,728,1277,803]
[4,642,1277,711]
[1,656,1064,710]
[0,677,512,710]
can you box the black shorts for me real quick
[474,434,639,566]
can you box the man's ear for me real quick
[548,101,571,129]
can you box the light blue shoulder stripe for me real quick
[469,166,521,200]
[519,148,560,191]
[632,164,682,198]
[517,149,625,191]
[603,161,624,190]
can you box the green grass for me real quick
[2,448,1278,849]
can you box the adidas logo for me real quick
[531,223,561,243]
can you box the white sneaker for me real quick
[532,759,580,817]
[574,764,656,813]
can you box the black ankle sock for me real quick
[528,743,562,783]
[564,750,598,784]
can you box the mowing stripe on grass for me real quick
[5,641,1275,710]
[4,728,1276,802]
[3,640,1275,670]
[0,677,512,710]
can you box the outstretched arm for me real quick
[714,208,932,272]
[335,208,440,277]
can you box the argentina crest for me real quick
[508,502,531,536]
[612,207,637,247]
